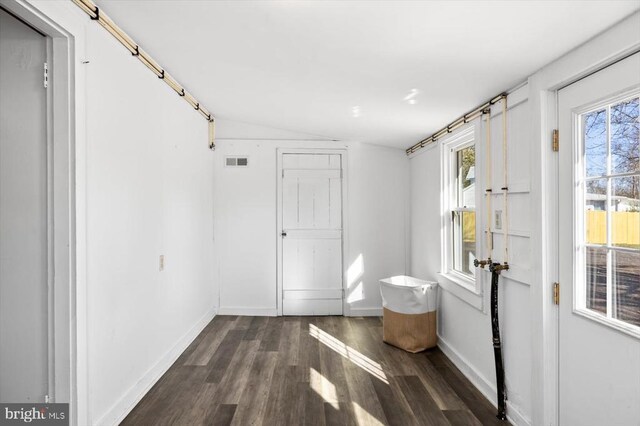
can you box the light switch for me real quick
[495,210,502,230]
[159,255,165,271]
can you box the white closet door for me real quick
[0,9,49,402]
[281,154,343,315]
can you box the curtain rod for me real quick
[406,92,508,155]
[71,0,217,150]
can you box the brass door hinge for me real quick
[553,282,560,305]
[552,129,559,152]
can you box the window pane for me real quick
[462,211,476,276]
[585,246,607,316]
[611,98,639,175]
[611,176,640,249]
[457,145,475,208]
[583,108,607,177]
[612,250,640,327]
[585,179,607,245]
[453,211,476,277]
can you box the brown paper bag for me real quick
[382,307,437,353]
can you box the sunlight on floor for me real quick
[309,367,386,425]
[309,324,388,384]
[352,401,385,426]
[310,367,339,409]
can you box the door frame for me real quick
[276,148,349,316]
[0,0,79,421]
[528,12,640,425]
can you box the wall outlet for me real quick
[495,210,502,230]
[159,255,165,271]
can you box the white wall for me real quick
[16,0,218,422]
[14,2,640,426]
[83,24,217,425]
[213,126,410,316]
[409,14,640,426]
[410,86,532,425]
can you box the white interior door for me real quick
[558,53,640,426]
[281,153,343,315]
[0,9,49,402]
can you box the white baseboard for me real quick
[348,307,383,317]
[437,335,531,426]
[94,306,218,426]
[217,307,277,316]
[217,306,381,317]
[505,401,530,426]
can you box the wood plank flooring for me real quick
[122,316,510,426]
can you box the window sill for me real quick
[438,272,484,311]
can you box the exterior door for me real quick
[0,8,49,402]
[280,153,343,315]
[558,53,640,425]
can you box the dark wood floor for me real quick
[122,316,509,426]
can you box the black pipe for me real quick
[490,263,507,421]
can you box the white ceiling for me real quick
[98,0,639,149]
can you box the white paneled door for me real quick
[281,153,343,315]
[558,53,640,425]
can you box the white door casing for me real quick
[278,152,344,316]
[558,52,640,426]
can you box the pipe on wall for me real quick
[405,93,507,155]
[473,93,510,422]
[489,263,508,420]
[71,0,217,150]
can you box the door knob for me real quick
[281,231,287,237]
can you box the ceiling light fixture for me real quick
[352,106,361,118]
[403,89,420,102]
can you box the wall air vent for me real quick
[225,156,249,167]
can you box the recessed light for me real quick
[404,89,420,102]
[408,99,417,105]
[352,106,361,118]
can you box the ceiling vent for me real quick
[225,156,249,167]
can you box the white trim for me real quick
[276,148,349,317]
[217,307,277,316]
[94,308,217,426]
[348,307,383,317]
[528,11,640,426]
[0,0,79,419]
[437,273,484,310]
[571,88,640,339]
[437,335,531,426]
[573,308,640,339]
[439,122,484,308]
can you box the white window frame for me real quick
[440,124,482,299]
[573,89,640,338]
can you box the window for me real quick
[443,127,477,286]
[579,93,639,330]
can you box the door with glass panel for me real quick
[558,53,640,425]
